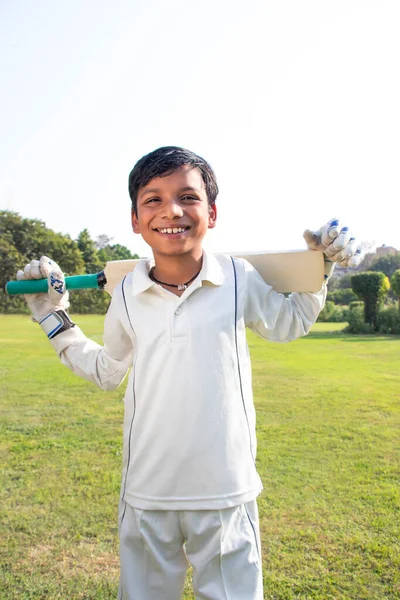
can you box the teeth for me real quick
[159,227,186,234]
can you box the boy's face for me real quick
[132,165,217,260]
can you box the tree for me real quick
[98,243,139,263]
[0,234,27,313]
[369,253,400,278]
[337,274,354,289]
[351,271,390,330]
[0,211,85,313]
[327,272,354,291]
[95,234,113,249]
[0,211,143,315]
[73,232,139,314]
[74,230,111,314]
[391,269,400,310]
[327,288,358,305]
[0,211,84,275]
[77,229,103,273]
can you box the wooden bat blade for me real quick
[232,250,324,292]
[103,250,324,294]
[103,259,140,294]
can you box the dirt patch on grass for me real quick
[59,543,119,577]
[25,540,119,579]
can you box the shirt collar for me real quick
[200,250,224,286]
[131,258,156,297]
[130,250,224,297]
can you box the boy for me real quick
[18,146,362,600]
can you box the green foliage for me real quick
[70,288,110,314]
[77,229,103,274]
[0,211,85,314]
[390,269,400,309]
[348,300,364,310]
[0,211,140,315]
[328,273,353,291]
[73,230,108,313]
[317,300,335,322]
[337,273,354,289]
[0,231,28,314]
[345,301,400,335]
[369,252,400,278]
[327,288,357,305]
[317,301,348,322]
[351,271,390,330]
[98,243,139,263]
[344,301,374,334]
[376,306,400,334]
[0,211,85,276]
[73,231,139,314]
[340,305,349,323]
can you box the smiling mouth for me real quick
[154,226,191,234]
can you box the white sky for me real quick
[1,0,399,259]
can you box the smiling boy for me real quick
[131,162,216,291]
[18,146,362,600]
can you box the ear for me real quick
[208,204,217,229]
[132,210,141,234]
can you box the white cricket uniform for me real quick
[49,251,327,599]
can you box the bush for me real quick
[351,271,390,329]
[327,288,358,305]
[376,306,400,334]
[349,301,364,309]
[344,301,374,334]
[69,289,110,314]
[318,301,347,323]
[318,301,335,322]
[341,306,350,323]
[391,269,400,310]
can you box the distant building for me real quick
[333,244,398,276]
[375,245,398,256]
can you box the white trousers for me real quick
[118,500,263,600]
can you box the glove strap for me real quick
[39,310,75,339]
[324,258,336,280]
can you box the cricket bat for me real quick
[5,250,324,295]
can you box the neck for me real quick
[152,251,203,285]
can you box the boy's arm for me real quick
[244,261,327,342]
[18,256,133,390]
[244,219,363,342]
[50,290,133,390]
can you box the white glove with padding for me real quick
[17,256,70,322]
[303,219,363,278]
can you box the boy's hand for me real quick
[16,256,70,322]
[303,219,363,278]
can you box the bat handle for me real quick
[5,273,104,295]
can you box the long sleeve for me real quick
[243,258,327,342]
[49,286,133,390]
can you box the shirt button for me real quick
[175,307,182,315]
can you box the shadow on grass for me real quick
[306,330,400,342]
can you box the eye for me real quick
[145,197,161,204]
[181,195,199,202]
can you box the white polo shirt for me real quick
[51,251,326,510]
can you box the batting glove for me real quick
[16,256,74,339]
[303,218,363,279]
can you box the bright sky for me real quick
[1,0,399,259]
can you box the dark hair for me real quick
[128,146,219,214]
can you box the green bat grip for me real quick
[5,273,103,295]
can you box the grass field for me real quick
[1,315,399,599]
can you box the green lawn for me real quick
[1,316,399,599]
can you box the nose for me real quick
[162,199,184,219]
